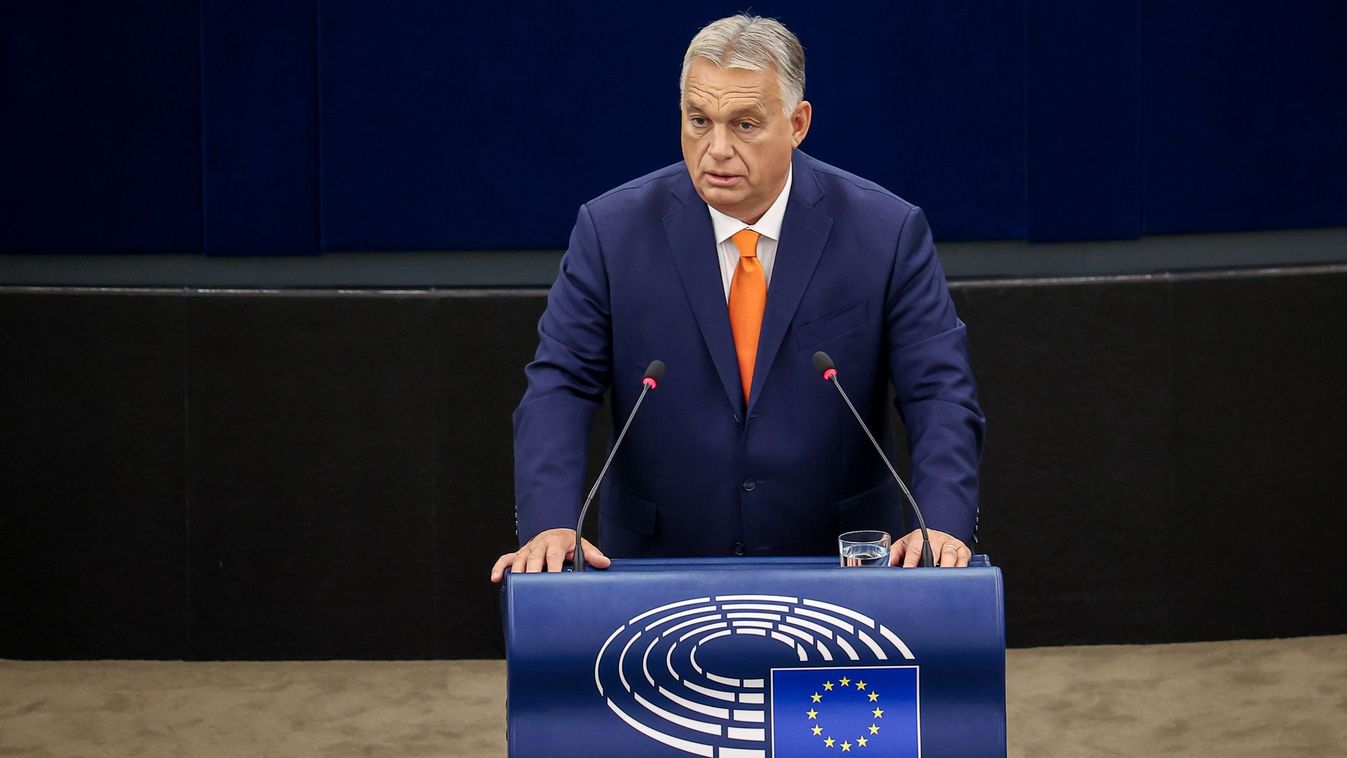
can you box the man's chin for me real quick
[695,183,745,213]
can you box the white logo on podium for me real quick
[593,594,917,757]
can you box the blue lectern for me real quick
[502,556,1005,757]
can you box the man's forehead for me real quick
[684,87,770,109]
[683,72,777,112]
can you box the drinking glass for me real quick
[838,530,891,567]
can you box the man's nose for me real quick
[708,124,734,160]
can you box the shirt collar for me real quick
[707,165,793,244]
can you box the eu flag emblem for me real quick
[770,665,919,756]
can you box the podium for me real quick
[502,556,1005,757]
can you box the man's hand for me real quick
[489,528,611,583]
[890,528,971,568]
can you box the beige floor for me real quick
[2,636,1344,757]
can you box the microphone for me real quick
[573,360,665,571]
[812,351,934,568]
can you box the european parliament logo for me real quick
[594,594,921,757]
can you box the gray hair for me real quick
[680,14,806,113]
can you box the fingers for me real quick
[545,539,566,573]
[489,552,517,584]
[891,529,972,568]
[933,535,970,568]
[580,538,611,569]
[902,532,923,568]
[523,540,548,573]
[938,541,959,569]
[889,531,923,567]
[521,529,572,573]
[490,528,597,583]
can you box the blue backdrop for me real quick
[2,1,1344,254]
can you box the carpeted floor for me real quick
[1,635,1343,757]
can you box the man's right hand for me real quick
[489,528,611,583]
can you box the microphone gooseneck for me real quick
[812,351,934,568]
[574,360,665,571]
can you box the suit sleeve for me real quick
[511,204,612,545]
[884,206,986,544]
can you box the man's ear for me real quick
[791,100,812,148]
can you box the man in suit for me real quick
[491,14,984,582]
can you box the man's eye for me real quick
[737,121,756,131]
[690,117,708,127]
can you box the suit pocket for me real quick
[601,484,658,537]
[794,298,870,351]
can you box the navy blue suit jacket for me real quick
[513,151,984,558]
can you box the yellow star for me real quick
[868,691,879,702]
[869,724,880,735]
[857,736,869,747]
[807,708,819,720]
[856,680,867,690]
[823,681,834,691]
[824,737,836,748]
[841,741,852,751]
[812,725,823,736]
[839,676,851,687]
[811,692,822,703]
[872,707,884,718]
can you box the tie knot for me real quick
[730,229,761,259]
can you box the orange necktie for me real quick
[728,229,766,403]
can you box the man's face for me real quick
[680,58,812,224]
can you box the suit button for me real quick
[733,542,746,556]
[742,478,757,491]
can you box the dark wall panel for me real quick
[1167,270,1347,639]
[317,1,687,251]
[0,2,201,253]
[1143,3,1347,234]
[802,0,1028,240]
[0,292,187,658]
[201,1,320,255]
[7,2,1347,254]
[316,1,1028,251]
[956,279,1174,645]
[433,295,547,659]
[430,293,615,658]
[1027,2,1142,241]
[185,294,440,659]
[3,265,1346,658]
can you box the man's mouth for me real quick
[705,172,741,187]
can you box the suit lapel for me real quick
[748,155,832,413]
[664,186,744,414]
[662,152,834,416]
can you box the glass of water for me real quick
[839,530,891,567]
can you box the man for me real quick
[491,14,984,582]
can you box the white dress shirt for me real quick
[706,166,793,302]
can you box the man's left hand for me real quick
[890,528,971,568]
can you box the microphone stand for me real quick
[574,362,663,571]
[816,352,934,568]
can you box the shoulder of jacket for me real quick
[587,161,687,209]
[799,153,918,214]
